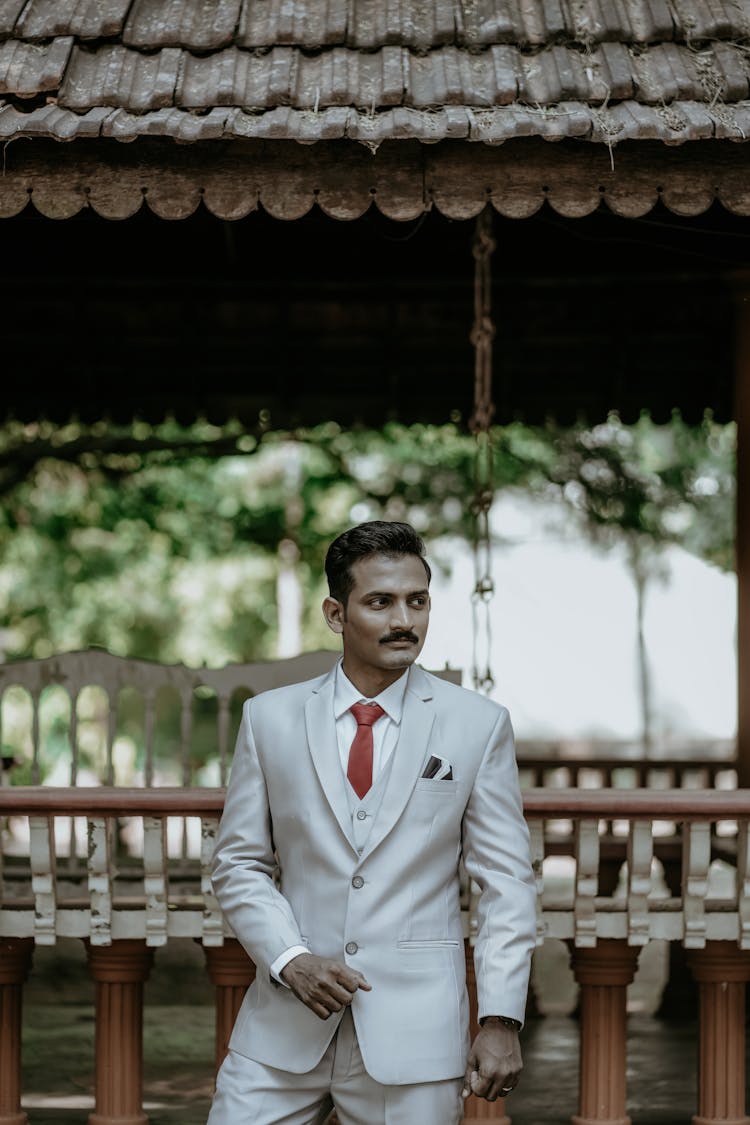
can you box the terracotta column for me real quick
[686,942,750,1125]
[85,939,154,1125]
[463,939,511,1125]
[0,937,34,1125]
[201,939,256,1074]
[569,940,640,1125]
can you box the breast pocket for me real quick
[409,779,460,831]
[413,779,458,796]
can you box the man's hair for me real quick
[325,521,432,605]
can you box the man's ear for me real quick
[322,596,345,635]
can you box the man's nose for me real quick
[389,601,412,630]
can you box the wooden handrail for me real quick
[1,786,749,819]
[523,788,750,818]
[0,787,225,816]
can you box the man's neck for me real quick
[341,661,407,700]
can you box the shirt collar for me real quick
[333,660,409,723]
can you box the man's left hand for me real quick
[462,1023,522,1102]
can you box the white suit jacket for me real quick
[211,663,536,1086]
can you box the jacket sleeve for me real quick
[211,699,306,976]
[461,706,537,1026]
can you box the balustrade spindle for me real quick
[28,815,56,945]
[528,819,546,943]
[88,815,114,946]
[142,817,168,947]
[626,821,652,946]
[683,821,711,948]
[200,815,224,946]
[574,820,599,946]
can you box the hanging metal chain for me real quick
[469,206,497,695]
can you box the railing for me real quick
[1,788,749,1125]
[0,651,736,800]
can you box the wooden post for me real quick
[736,286,750,789]
[0,938,34,1125]
[463,939,511,1125]
[686,942,750,1125]
[569,940,639,1125]
[85,939,154,1125]
[200,939,256,1075]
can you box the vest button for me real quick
[345,941,358,955]
[352,876,364,889]
[356,810,367,821]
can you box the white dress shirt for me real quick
[270,662,409,983]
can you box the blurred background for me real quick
[0,409,736,787]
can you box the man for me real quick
[208,520,536,1125]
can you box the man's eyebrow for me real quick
[360,587,430,598]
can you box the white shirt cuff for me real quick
[270,945,310,985]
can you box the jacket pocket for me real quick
[413,779,458,795]
[397,939,461,949]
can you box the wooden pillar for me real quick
[0,937,34,1125]
[201,939,256,1074]
[569,940,640,1125]
[686,942,750,1125]
[463,939,511,1125]
[85,939,154,1125]
[736,286,750,788]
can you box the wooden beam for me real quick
[736,284,750,788]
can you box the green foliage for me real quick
[539,414,735,570]
[0,413,735,668]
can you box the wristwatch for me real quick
[480,1015,521,1030]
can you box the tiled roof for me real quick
[0,0,749,144]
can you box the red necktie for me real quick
[347,703,385,799]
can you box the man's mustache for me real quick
[380,631,419,645]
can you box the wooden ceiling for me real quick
[0,197,741,428]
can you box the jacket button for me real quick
[356,810,367,820]
[352,876,364,889]
[345,941,358,955]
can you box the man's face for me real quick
[323,553,430,683]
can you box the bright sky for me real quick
[420,494,737,743]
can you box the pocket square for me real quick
[421,755,453,781]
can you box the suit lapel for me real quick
[304,669,358,855]
[359,665,435,862]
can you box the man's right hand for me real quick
[280,953,372,1020]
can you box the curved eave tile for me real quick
[5,99,750,145]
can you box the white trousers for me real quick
[206,1009,464,1125]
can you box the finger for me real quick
[462,1064,474,1099]
[485,1079,503,1102]
[336,966,371,992]
[321,981,358,1006]
[470,1070,491,1099]
[310,1001,332,1020]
